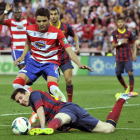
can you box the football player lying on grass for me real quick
[11,88,138,135]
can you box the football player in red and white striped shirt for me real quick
[0,2,32,92]
[13,8,92,125]
[0,2,30,70]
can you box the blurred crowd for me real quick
[0,0,140,55]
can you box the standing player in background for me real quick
[13,8,92,124]
[0,2,32,92]
[50,7,80,102]
[111,17,137,95]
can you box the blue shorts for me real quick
[59,102,99,132]
[115,61,133,73]
[19,58,59,85]
[60,59,74,73]
[11,50,30,65]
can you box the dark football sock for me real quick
[129,75,134,92]
[106,98,125,127]
[47,118,62,130]
[66,85,73,102]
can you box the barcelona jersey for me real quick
[29,90,66,123]
[50,21,75,65]
[111,29,135,62]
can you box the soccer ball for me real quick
[12,117,31,135]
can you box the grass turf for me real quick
[0,75,140,140]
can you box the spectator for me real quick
[99,10,105,20]
[0,31,11,49]
[93,24,103,48]
[97,2,107,15]
[113,3,123,15]
[32,0,41,11]
[83,18,94,47]
[108,18,117,32]
[90,6,98,20]
[103,37,112,52]
[81,1,90,16]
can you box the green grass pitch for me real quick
[0,75,140,140]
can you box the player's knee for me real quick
[105,124,115,133]
[116,72,121,77]
[13,77,26,89]
[65,77,72,85]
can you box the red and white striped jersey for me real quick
[4,19,29,50]
[26,24,71,65]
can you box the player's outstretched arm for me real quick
[73,33,80,54]
[65,47,92,72]
[36,106,46,128]
[0,2,12,24]
[14,38,31,66]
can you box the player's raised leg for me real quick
[92,92,138,133]
[47,76,66,102]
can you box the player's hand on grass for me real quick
[79,65,93,72]
[133,54,137,62]
[14,56,25,66]
[5,2,12,12]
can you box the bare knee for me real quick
[104,123,115,133]
[65,77,72,85]
[92,121,115,133]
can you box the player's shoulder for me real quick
[26,24,37,30]
[61,22,71,28]
[49,25,62,33]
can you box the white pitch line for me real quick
[0,125,139,131]
[0,113,31,116]
[85,104,140,110]
[0,104,139,117]
[116,128,140,130]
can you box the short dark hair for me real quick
[50,7,59,14]
[35,8,50,19]
[11,88,26,100]
[117,17,124,21]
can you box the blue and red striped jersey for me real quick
[50,21,75,64]
[29,90,66,123]
[111,29,135,62]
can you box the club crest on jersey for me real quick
[35,40,46,49]
[17,25,23,29]
[117,39,124,42]
[47,32,50,38]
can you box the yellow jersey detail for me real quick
[117,29,126,34]
[50,21,61,29]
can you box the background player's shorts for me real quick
[59,102,99,132]
[115,61,133,73]
[60,59,74,73]
[11,50,30,65]
[19,58,59,85]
